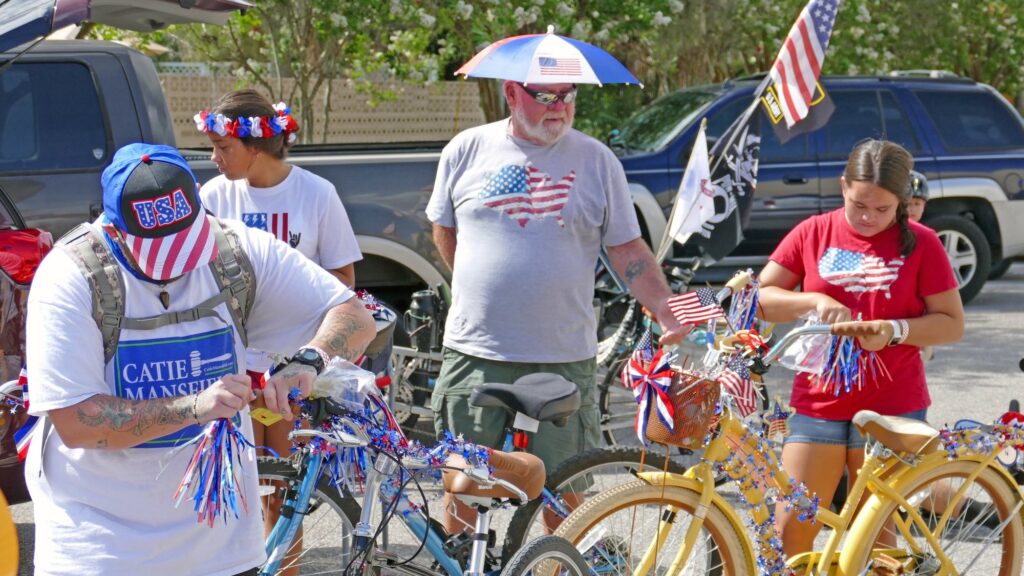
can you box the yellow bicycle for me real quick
[554,324,1024,575]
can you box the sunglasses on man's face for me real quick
[519,83,577,106]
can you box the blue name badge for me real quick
[114,327,238,448]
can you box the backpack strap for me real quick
[207,217,256,348]
[57,224,126,364]
[57,217,256,361]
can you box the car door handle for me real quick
[783,175,809,185]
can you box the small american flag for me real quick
[620,325,654,389]
[480,163,576,228]
[667,288,724,326]
[818,247,903,297]
[14,365,37,461]
[719,355,759,418]
[768,0,840,128]
[764,399,791,441]
[538,56,582,76]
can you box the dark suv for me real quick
[615,72,1024,303]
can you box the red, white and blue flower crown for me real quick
[193,102,299,144]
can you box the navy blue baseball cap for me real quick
[101,143,217,280]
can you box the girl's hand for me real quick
[831,320,893,352]
[814,294,852,324]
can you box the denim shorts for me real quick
[785,408,928,449]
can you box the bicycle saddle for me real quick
[443,450,545,502]
[853,410,940,455]
[469,373,581,424]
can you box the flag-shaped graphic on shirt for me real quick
[242,212,300,247]
[539,56,582,76]
[818,247,903,297]
[480,163,576,228]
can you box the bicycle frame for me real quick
[352,446,530,576]
[625,400,1024,576]
[616,323,1024,574]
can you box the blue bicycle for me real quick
[257,382,598,576]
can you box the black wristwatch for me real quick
[290,346,328,375]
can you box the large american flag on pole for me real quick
[667,287,725,326]
[768,0,840,128]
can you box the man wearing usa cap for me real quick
[24,143,375,575]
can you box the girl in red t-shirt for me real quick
[759,139,964,556]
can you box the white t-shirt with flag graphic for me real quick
[25,220,354,576]
[200,165,361,269]
[201,165,361,371]
[427,119,640,362]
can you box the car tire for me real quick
[988,258,1013,280]
[925,214,991,304]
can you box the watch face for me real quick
[298,349,320,362]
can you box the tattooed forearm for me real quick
[321,312,366,360]
[76,395,193,447]
[622,258,647,286]
[313,302,373,361]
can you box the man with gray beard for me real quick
[426,79,684,530]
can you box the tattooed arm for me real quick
[606,237,685,345]
[262,296,375,418]
[47,374,254,450]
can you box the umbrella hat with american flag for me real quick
[456,25,642,87]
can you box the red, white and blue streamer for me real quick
[174,418,255,526]
[621,328,677,444]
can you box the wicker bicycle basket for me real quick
[645,369,720,449]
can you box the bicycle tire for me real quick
[500,535,590,576]
[841,460,1024,575]
[257,456,363,575]
[501,446,691,564]
[552,478,750,575]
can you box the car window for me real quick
[879,91,920,153]
[614,89,719,153]
[915,89,1024,151]
[0,62,107,172]
[823,90,885,159]
[705,96,808,163]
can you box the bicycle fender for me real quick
[635,470,758,571]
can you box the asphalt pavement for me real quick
[7,262,1024,574]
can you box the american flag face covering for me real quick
[120,214,218,281]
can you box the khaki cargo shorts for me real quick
[430,348,600,473]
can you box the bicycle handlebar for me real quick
[760,324,834,366]
[0,380,21,397]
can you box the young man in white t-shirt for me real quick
[24,143,375,576]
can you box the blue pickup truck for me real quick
[614,73,1024,303]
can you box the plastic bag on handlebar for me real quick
[312,358,379,413]
[777,313,831,375]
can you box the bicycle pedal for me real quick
[868,553,905,575]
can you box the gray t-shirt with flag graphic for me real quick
[427,119,640,363]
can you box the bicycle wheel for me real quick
[552,479,750,575]
[501,446,691,564]
[599,356,637,446]
[258,457,363,575]
[842,460,1024,575]
[500,535,590,576]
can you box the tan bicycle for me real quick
[553,324,1024,575]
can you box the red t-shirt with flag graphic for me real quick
[769,208,957,420]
